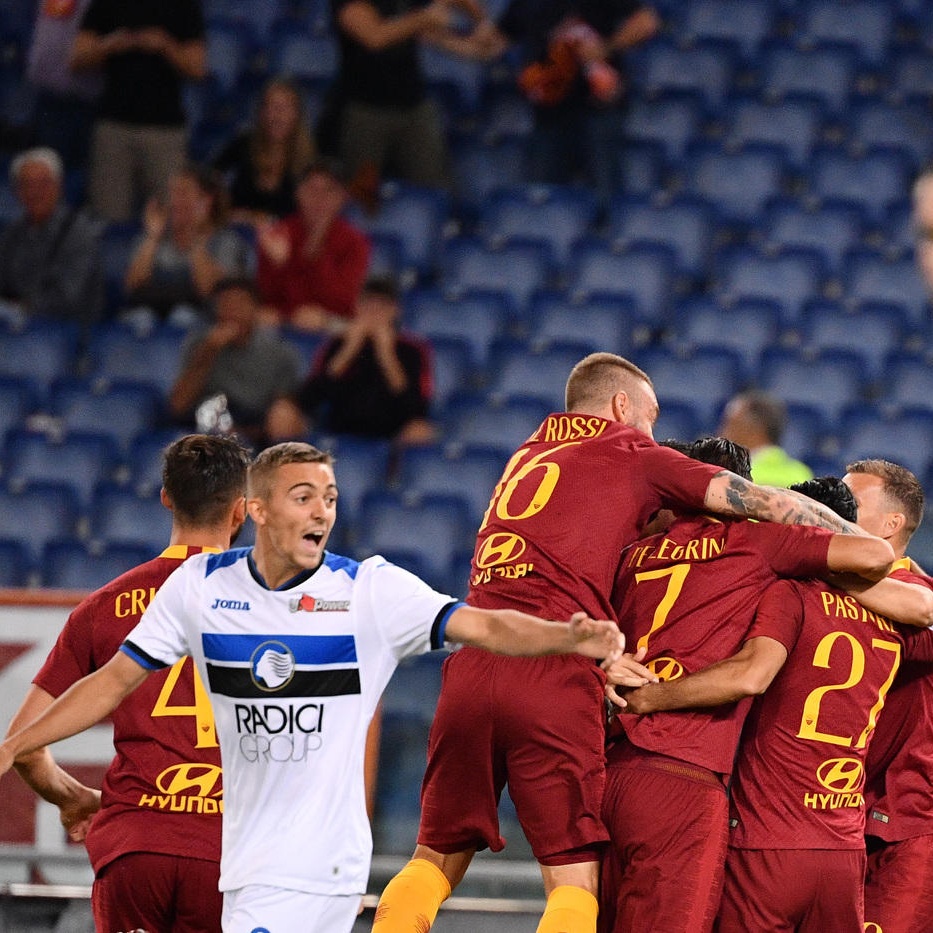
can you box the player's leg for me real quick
[864,834,933,933]
[798,848,865,933]
[170,855,223,933]
[91,852,176,933]
[537,864,600,933]
[715,849,803,932]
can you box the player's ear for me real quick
[610,390,628,423]
[160,487,173,511]
[246,496,266,525]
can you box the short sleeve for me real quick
[33,604,97,698]
[639,444,721,512]
[746,578,805,653]
[748,523,833,579]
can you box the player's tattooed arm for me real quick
[704,471,865,534]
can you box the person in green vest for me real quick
[719,389,813,487]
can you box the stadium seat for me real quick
[100,221,142,313]
[42,540,155,591]
[354,490,473,590]
[722,97,824,171]
[907,505,933,571]
[782,403,830,464]
[797,0,894,67]
[427,336,475,411]
[566,240,676,322]
[606,194,716,279]
[712,246,826,322]
[0,320,80,399]
[478,88,535,143]
[205,22,252,96]
[0,483,80,567]
[843,250,931,325]
[85,321,188,395]
[442,395,550,460]
[616,141,666,197]
[479,185,598,268]
[486,340,589,411]
[847,100,933,167]
[446,548,475,597]
[653,401,704,446]
[0,539,30,587]
[761,200,864,275]
[0,179,19,226]
[879,353,933,414]
[757,347,867,422]
[396,444,503,528]
[636,38,736,108]
[420,43,486,113]
[0,376,35,448]
[124,430,190,496]
[836,408,933,480]
[451,137,528,220]
[311,434,391,529]
[3,430,119,509]
[623,94,705,166]
[527,291,637,356]
[890,49,933,104]
[757,41,857,115]
[403,287,510,368]
[680,0,776,60]
[881,200,915,258]
[88,486,173,552]
[683,142,787,227]
[49,379,162,455]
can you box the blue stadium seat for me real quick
[270,33,337,83]
[683,143,787,226]
[49,379,162,455]
[0,321,80,399]
[758,41,857,115]
[782,403,830,464]
[907,505,933,571]
[757,347,867,422]
[843,250,931,325]
[0,539,30,587]
[100,222,140,313]
[636,38,736,108]
[635,346,744,428]
[797,0,894,67]
[0,179,19,226]
[623,94,705,166]
[88,486,173,551]
[42,540,155,591]
[723,97,824,171]
[668,295,780,375]
[442,395,550,459]
[366,231,404,280]
[0,376,35,448]
[479,186,598,268]
[3,430,119,509]
[653,402,703,446]
[205,22,252,96]
[124,430,190,496]
[761,200,864,274]
[346,183,450,278]
[527,291,636,356]
[0,483,80,567]
[312,435,391,529]
[798,301,908,382]
[879,353,933,414]
[486,340,586,411]
[847,100,933,169]
[478,89,535,143]
[427,336,475,411]
[441,237,553,315]
[713,246,826,322]
[85,322,188,395]
[566,240,676,321]
[446,548,475,597]
[890,49,933,104]
[806,146,911,224]
[354,491,473,590]
[403,288,509,368]
[616,141,666,197]
[881,200,914,258]
[606,194,716,279]
[680,0,776,60]
[451,137,527,220]
[836,409,933,480]
[420,43,486,113]
[396,444,503,528]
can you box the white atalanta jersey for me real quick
[121,548,461,896]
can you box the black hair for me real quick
[163,434,250,525]
[790,476,858,524]
[684,436,753,481]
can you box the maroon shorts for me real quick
[418,648,609,864]
[716,848,865,933]
[864,834,933,933]
[92,852,223,933]
[598,739,729,933]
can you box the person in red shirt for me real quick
[4,434,250,933]
[256,158,371,334]
[614,476,933,933]
[372,352,892,933]
[599,443,894,933]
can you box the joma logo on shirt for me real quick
[210,598,251,610]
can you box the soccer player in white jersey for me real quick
[0,442,628,933]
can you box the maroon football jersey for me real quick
[611,516,833,773]
[467,414,721,622]
[864,563,933,842]
[730,573,933,850]
[34,546,223,873]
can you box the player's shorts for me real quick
[716,847,865,933]
[598,738,729,933]
[221,884,361,933]
[92,851,222,933]
[418,647,609,865]
[864,833,933,933]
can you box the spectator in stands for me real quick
[256,158,370,334]
[475,0,660,207]
[212,77,316,227]
[70,0,206,222]
[718,389,814,487]
[913,165,933,296]
[169,277,303,448]
[268,275,436,445]
[328,0,489,193]
[0,147,103,330]
[123,164,250,328]
[26,0,102,170]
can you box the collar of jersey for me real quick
[247,549,321,591]
[159,545,223,559]
[890,556,912,573]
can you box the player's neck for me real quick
[168,524,232,551]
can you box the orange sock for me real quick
[535,885,599,933]
[371,858,451,932]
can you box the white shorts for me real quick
[221,884,362,933]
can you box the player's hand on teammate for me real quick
[568,612,626,662]
[60,785,102,842]
[603,646,658,709]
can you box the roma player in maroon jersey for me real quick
[615,477,933,933]
[4,434,249,933]
[845,460,933,933]
[599,443,895,933]
[373,353,889,933]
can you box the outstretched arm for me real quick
[609,636,787,712]
[6,686,101,841]
[445,608,625,662]
[0,653,150,779]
